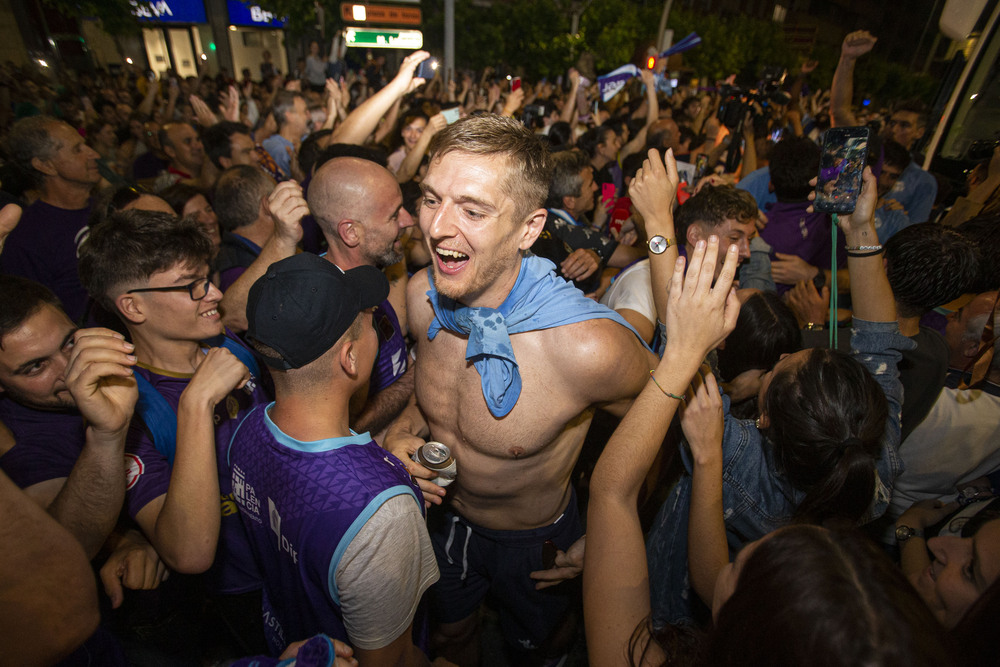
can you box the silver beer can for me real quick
[411,441,457,487]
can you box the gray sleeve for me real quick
[334,494,439,650]
[739,235,776,292]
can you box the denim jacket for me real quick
[646,319,914,626]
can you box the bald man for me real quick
[308,157,415,436]
[218,158,415,436]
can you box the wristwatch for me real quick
[647,235,675,255]
[895,525,923,544]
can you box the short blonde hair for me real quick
[428,114,551,224]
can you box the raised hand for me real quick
[664,236,741,362]
[265,180,309,244]
[65,329,138,436]
[841,30,877,60]
[184,347,250,407]
[188,94,218,127]
[629,147,679,231]
[680,368,725,466]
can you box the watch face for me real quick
[895,525,913,541]
[649,235,667,254]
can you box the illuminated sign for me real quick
[131,0,207,23]
[227,0,286,27]
[343,27,423,49]
[340,3,421,25]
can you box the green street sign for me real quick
[343,27,423,49]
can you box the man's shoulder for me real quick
[535,314,649,373]
[262,134,289,150]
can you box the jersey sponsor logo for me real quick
[232,464,262,522]
[268,497,299,564]
[125,453,144,490]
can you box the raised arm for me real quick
[330,51,429,146]
[46,329,138,558]
[584,237,740,666]
[831,31,876,128]
[396,113,446,184]
[621,70,659,161]
[133,348,250,573]
[559,68,582,124]
[841,167,895,322]
[220,181,307,332]
[628,147,680,325]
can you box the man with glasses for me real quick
[78,210,270,655]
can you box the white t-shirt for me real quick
[335,494,439,649]
[600,258,655,329]
[889,384,1000,517]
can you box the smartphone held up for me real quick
[814,126,870,214]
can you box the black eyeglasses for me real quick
[127,277,212,301]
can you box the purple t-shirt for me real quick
[0,199,92,322]
[760,201,846,293]
[0,398,84,489]
[228,403,422,654]
[124,336,268,595]
[369,299,407,395]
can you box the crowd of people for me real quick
[0,26,998,667]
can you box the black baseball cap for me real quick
[246,253,388,370]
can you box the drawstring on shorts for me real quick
[444,515,472,582]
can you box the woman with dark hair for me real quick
[644,161,911,625]
[158,183,221,252]
[715,290,801,418]
[386,112,428,174]
[700,525,954,667]
[585,150,915,657]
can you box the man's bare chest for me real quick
[415,330,580,459]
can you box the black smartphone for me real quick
[416,58,438,81]
[814,126,870,214]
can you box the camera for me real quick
[716,66,791,131]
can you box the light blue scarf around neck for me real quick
[426,255,650,418]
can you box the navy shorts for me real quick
[426,493,583,653]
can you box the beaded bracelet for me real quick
[649,370,685,401]
[845,244,883,251]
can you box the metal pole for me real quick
[657,0,675,53]
[444,0,454,83]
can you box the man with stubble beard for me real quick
[383,115,655,666]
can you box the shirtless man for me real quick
[384,115,655,664]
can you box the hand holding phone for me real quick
[415,58,438,81]
[814,126,870,214]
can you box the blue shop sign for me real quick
[227,0,286,27]
[131,0,207,23]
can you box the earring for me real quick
[755,417,761,429]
